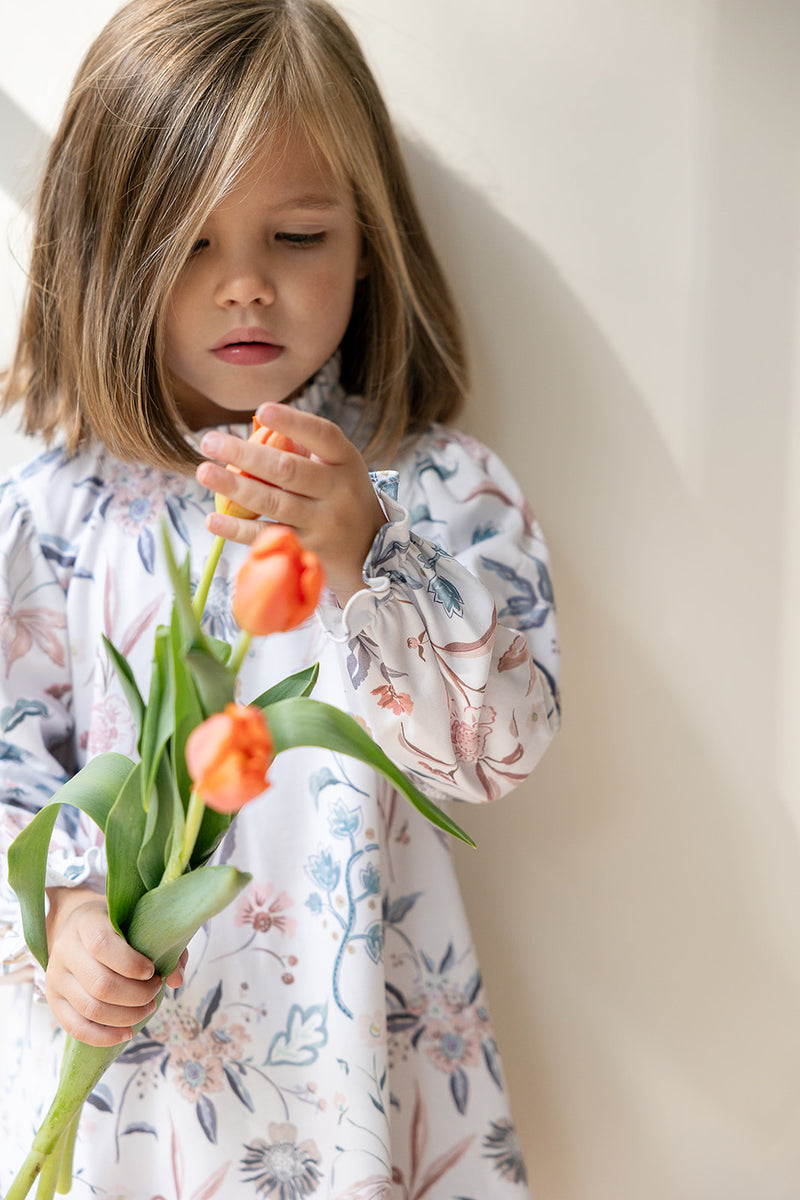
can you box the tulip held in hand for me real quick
[233,524,324,635]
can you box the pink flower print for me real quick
[358,1009,387,1046]
[0,602,66,676]
[235,883,297,936]
[86,693,137,756]
[449,705,496,763]
[424,1012,481,1076]
[206,1012,250,1061]
[371,684,413,716]
[170,1040,225,1101]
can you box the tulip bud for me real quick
[215,418,308,520]
[233,525,324,635]
[185,703,274,813]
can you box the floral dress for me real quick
[0,358,559,1200]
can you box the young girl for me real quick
[0,0,560,1195]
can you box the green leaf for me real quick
[6,754,136,970]
[101,635,145,736]
[161,526,203,650]
[184,646,236,718]
[126,865,252,977]
[250,662,320,707]
[139,626,175,811]
[105,764,147,934]
[264,698,475,847]
[137,757,176,890]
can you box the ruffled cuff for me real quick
[1,845,106,994]
[316,474,410,644]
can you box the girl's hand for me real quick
[196,403,387,606]
[45,886,187,1047]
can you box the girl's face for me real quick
[165,133,367,429]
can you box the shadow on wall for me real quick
[402,139,800,1197]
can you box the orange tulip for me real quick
[185,703,274,813]
[233,525,324,635]
[216,418,309,520]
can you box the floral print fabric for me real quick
[0,359,559,1198]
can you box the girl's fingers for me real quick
[198,431,326,501]
[55,969,160,1029]
[202,466,317,536]
[76,910,157,982]
[255,403,349,464]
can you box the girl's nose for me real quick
[213,256,276,308]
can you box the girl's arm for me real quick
[199,412,560,804]
[0,485,103,983]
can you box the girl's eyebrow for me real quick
[272,194,343,212]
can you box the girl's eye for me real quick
[190,238,210,255]
[275,232,327,248]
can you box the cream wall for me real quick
[3,2,800,1197]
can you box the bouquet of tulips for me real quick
[4,440,472,1199]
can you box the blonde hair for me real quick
[2,0,467,472]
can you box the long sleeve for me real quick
[316,425,560,803]
[0,480,99,981]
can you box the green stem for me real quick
[34,1126,64,1200]
[192,535,225,621]
[5,1149,46,1200]
[56,1113,80,1194]
[228,631,252,677]
[161,790,205,884]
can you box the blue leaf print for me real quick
[117,1039,166,1065]
[165,495,191,547]
[537,557,555,605]
[19,448,64,479]
[1,698,47,734]
[439,942,455,973]
[138,527,156,574]
[346,636,372,689]
[305,892,323,914]
[306,848,340,892]
[360,862,381,895]
[224,1064,255,1112]
[479,556,531,587]
[481,554,552,629]
[483,1039,505,1091]
[122,1123,157,1138]
[0,741,26,764]
[196,1094,218,1143]
[450,1065,469,1115]
[471,523,499,545]
[199,980,223,1030]
[87,1083,114,1113]
[417,453,459,483]
[310,767,340,808]
[364,922,384,964]
[426,572,464,617]
[408,503,445,528]
[328,801,361,840]
[267,1003,328,1066]
[466,969,482,1004]
[383,892,422,925]
[40,535,78,569]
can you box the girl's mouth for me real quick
[212,342,284,366]
[211,329,284,366]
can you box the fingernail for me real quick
[201,432,222,455]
